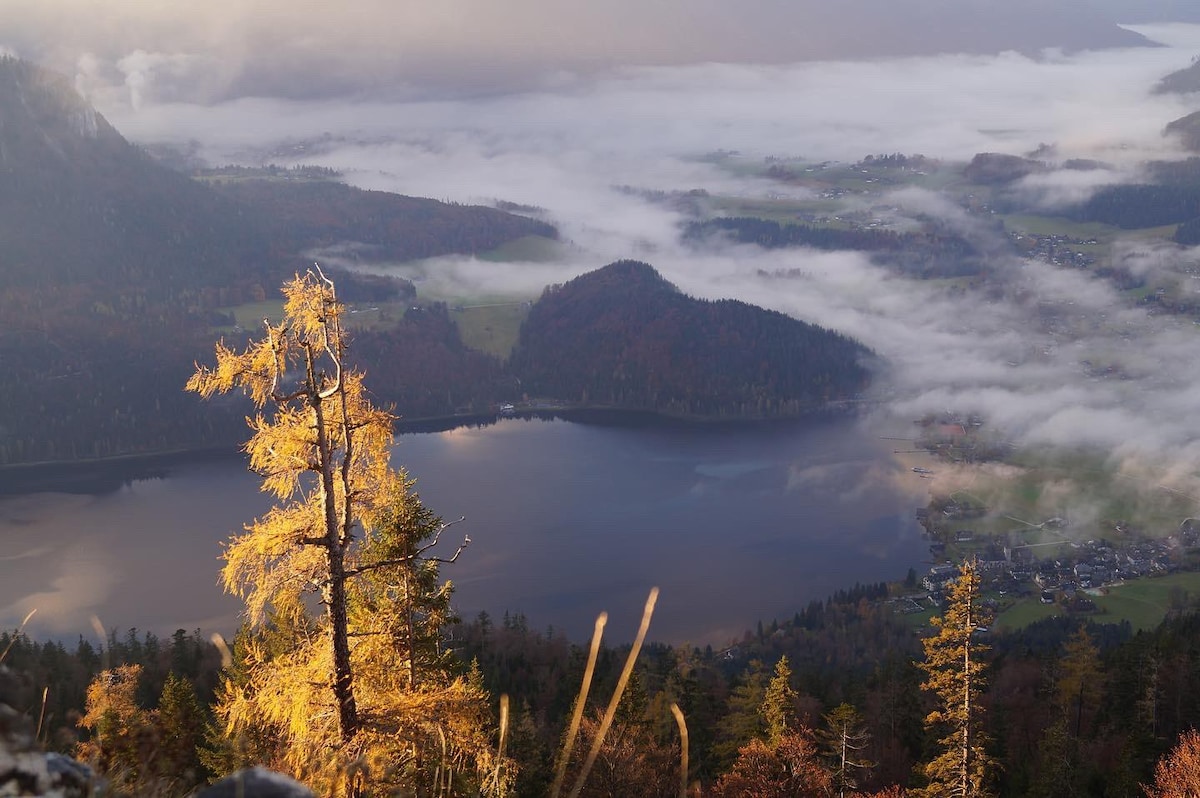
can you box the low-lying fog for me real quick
[95,25,1200,489]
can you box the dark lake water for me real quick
[0,415,928,645]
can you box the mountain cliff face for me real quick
[509,260,872,418]
[0,57,268,294]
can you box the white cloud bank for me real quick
[86,24,1200,488]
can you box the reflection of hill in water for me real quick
[0,449,238,496]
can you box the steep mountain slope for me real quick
[509,260,871,418]
[0,58,268,296]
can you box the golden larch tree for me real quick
[188,268,498,796]
[912,558,995,798]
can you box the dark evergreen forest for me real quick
[508,260,871,418]
[8,580,1200,795]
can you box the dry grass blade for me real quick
[549,612,608,798]
[89,615,109,671]
[211,632,234,669]
[567,587,659,798]
[670,702,688,798]
[494,693,510,793]
[0,608,35,664]
[35,686,48,743]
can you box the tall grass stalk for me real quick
[493,693,509,794]
[566,587,659,798]
[0,609,36,665]
[549,612,608,798]
[670,702,688,798]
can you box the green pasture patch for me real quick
[452,303,529,359]
[216,300,286,330]
[994,599,1061,631]
[1091,572,1200,631]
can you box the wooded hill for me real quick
[685,217,985,278]
[207,177,556,265]
[508,260,871,418]
[1155,58,1200,95]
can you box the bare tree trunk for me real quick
[308,346,358,744]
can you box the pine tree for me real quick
[818,702,874,798]
[189,269,497,796]
[761,656,798,746]
[913,558,995,798]
[712,660,770,769]
[1054,626,1103,738]
[155,672,208,789]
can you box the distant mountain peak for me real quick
[0,58,120,165]
[555,259,679,296]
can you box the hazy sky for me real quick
[0,0,1186,102]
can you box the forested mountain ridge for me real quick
[1155,58,1200,95]
[686,216,984,278]
[208,178,557,264]
[0,58,554,465]
[508,260,872,417]
[0,58,867,466]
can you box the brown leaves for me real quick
[1144,729,1200,798]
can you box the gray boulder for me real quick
[194,767,316,798]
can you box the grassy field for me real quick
[216,299,285,332]
[994,599,1062,631]
[215,299,412,335]
[988,572,1200,633]
[1090,572,1200,631]
[707,196,843,224]
[452,303,529,359]
[476,235,562,263]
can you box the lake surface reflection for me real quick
[0,416,928,644]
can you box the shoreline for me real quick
[0,403,862,492]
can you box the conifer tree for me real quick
[188,268,497,796]
[913,558,995,798]
[761,656,798,745]
[1054,626,1102,738]
[155,672,208,789]
[713,660,770,769]
[819,702,874,798]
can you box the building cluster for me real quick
[906,525,1192,616]
[1011,231,1098,269]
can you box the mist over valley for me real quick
[6,6,1200,646]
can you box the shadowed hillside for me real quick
[509,260,871,418]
